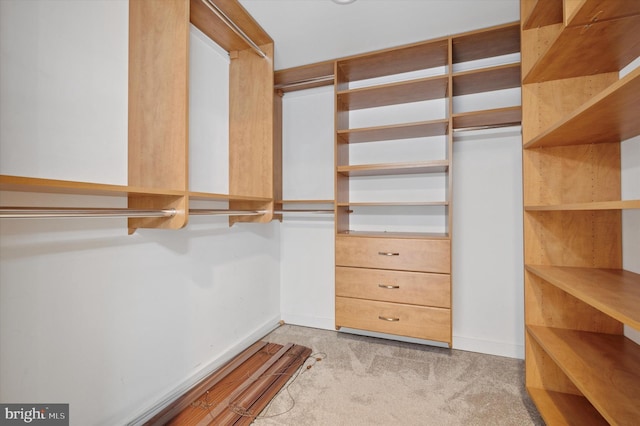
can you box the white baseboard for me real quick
[280,314,524,359]
[126,315,282,425]
[280,313,335,331]
[453,335,524,359]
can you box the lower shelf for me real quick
[527,325,640,425]
[527,388,607,426]
[336,296,451,343]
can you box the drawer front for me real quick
[336,297,451,343]
[336,266,450,308]
[335,236,450,273]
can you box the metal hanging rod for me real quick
[274,209,334,214]
[452,122,521,132]
[0,207,177,219]
[201,0,267,59]
[189,209,267,216]
[275,75,335,90]
[0,208,268,219]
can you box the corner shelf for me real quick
[522,12,640,83]
[525,265,640,329]
[527,325,640,425]
[526,388,607,426]
[524,200,640,211]
[524,67,640,148]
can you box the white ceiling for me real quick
[239,0,520,70]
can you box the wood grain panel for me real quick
[527,388,608,426]
[526,332,583,395]
[335,235,451,273]
[335,297,451,342]
[335,266,450,308]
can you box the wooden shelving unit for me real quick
[521,1,640,423]
[1,0,276,230]
[337,120,449,144]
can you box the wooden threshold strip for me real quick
[146,342,312,426]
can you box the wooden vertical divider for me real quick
[229,43,275,225]
[128,0,189,232]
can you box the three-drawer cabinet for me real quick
[335,235,452,345]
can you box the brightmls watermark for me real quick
[0,404,68,425]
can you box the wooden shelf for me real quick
[278,199,334,205]
[527,326,640,425]
[522,0,563,30]
[0,175,185,197]
[337,75,448,110]
[525,200,640,211]
[523,14,640,83]
[527,388,608,425]
[336,40,448,83]
[338,201,448,207]
[337,160,449,177]
[337,230,449,239]
[452,63,521,96]
[337,119,449,144]
[526,265,640,329]
[451,22,520,64]
[274,60,334,93]
[524,67,640,148]
[452,106,521,130]
[189,191,272,203]
[565,0,640,27]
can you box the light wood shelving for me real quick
[521,1,640,423]
[1,0,276,230]
[337,161,449,177]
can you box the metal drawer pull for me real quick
[378,251,400,256]
[378,316,400,322]
[378,284,400,289]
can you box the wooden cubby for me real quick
[1,0,275,230]
[521,0,640,423]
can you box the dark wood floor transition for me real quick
[146,341,312,425]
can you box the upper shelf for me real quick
[337,160,449,177]
[0,175,185,197]
[337,75,448,110]
[522,13,640,83]
[525,265,640,329]
[336,40,448,84]
[189,0,272,52]
[524,67,640,148]
[451,22,520,64]
[337,119,449,144]
[452,63,521,96]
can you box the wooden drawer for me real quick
[335,236,450,273]
[336,266,450,308]
[336,297,451,343]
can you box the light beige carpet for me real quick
[252,324,543,426]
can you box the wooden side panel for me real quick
[521,73,617,144]
[128,0,189,230]
[524,210,622,268]
[229,43,274,224]
[523,143,620,205]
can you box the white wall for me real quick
[0,2,281,425]
[280,76,525,357]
